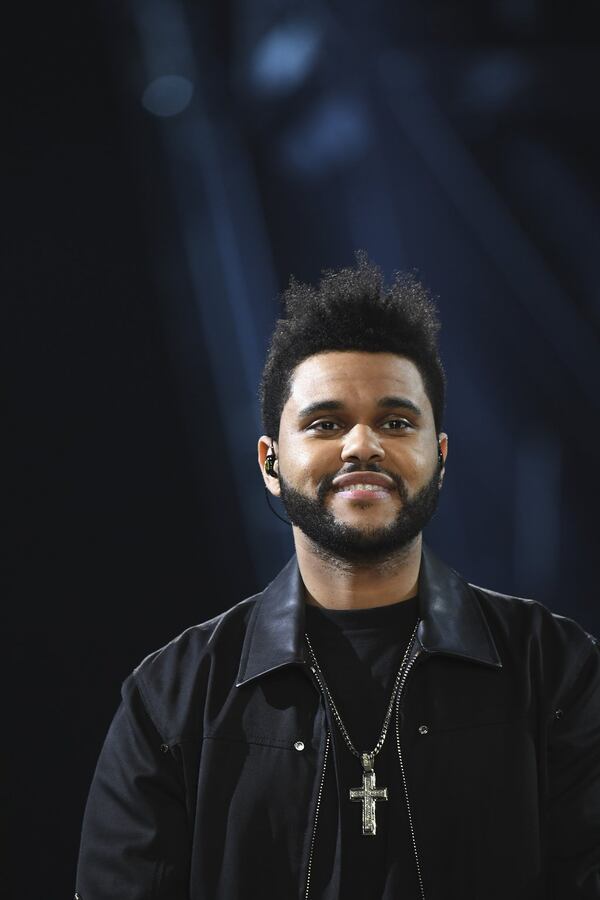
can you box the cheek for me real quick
[280,439,337,484]
[394,446,435,482]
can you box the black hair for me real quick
[259,252,446,438]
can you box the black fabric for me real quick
[305,597,421,900]
[74,547,600,900]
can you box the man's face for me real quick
[259,351,447,564]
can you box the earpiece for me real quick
[264,447,279,479]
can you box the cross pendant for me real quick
[349,753,388,836]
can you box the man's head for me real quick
[258,255,447,564]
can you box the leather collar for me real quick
[236,544,501,687]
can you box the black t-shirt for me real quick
[305,595,422,900]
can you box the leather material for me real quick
[236,544,501,687]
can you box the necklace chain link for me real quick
[305,619,420,764]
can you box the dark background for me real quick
[4,2,599,895]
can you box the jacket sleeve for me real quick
[547,635,600,899]
[75,674,191,900]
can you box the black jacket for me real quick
[76,546,600,899]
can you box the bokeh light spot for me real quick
[141,75,194,117]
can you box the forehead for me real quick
[285,351,431,414]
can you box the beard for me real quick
[278,462,442,566]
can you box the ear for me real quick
[258,435,281,497]
[438,432,448,487]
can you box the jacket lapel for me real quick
[236,556,306,686]
[417,545,502,668]
[236,544,501,687]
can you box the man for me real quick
[76,257,600,899]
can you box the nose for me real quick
[340,425,385,465]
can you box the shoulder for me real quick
[470,581,598,700]
[470,581,597,647]
[122,592,261,742]
[133,592,260,678]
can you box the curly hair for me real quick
[259,253,446,437]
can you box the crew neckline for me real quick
[305,593,419,629]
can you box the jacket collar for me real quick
[236,544,501,687]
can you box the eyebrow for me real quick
[297,396,423,420]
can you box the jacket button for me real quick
[418,724,429,735]
[160,744,169,753]
[294,741,305,751]
[554,709,563,720]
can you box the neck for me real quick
[294,529,422,610]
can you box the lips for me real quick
[331,472,395,492]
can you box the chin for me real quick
[336,501,395,515]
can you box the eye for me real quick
[310,420,341,431]
[381,418,412,430]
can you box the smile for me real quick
[335,483,391,492]
[334,484,393,500]
[331,472,396,492]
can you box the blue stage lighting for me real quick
[142,75,194,117]
[250,21,323,98]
